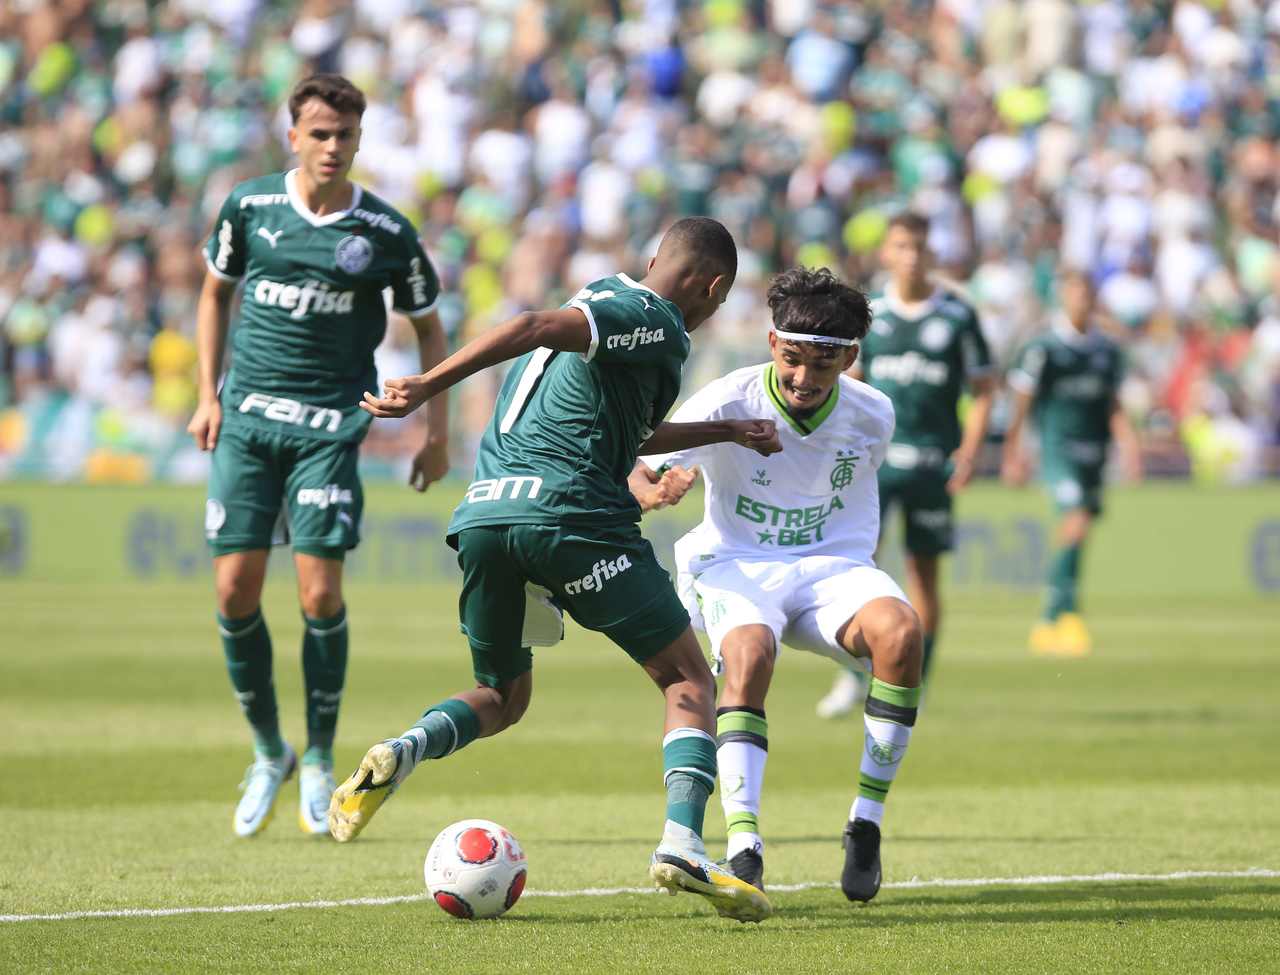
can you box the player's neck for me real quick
[891,277,933,304]
[293,169,355,217]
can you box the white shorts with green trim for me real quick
[678,556,909,674]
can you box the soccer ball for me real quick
[424,819,527,919]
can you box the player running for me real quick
[632,266,924,902]
[816,212,994,718]
[188,75,449,838]
[1002,270,1141,656]
[331,218,778,923]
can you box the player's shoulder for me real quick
[837,373,895,434]
[932,276,979,320]
[349,185,418,243]
[226,172,290,210]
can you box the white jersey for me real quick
[643,362,895,578]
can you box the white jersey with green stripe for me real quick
[204,169,440,444]
[642,363,895,575]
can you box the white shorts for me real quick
[679,556,909,672]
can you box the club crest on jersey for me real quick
[920,318,952,351]
[830,450,860,491]
[335,235,373,274]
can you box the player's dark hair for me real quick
[288,74,367,123]
[767,266,871,344]
[887,211,930,236]
[657,217,738,281]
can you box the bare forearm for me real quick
[195,283,232,401]
[639,420,737,456]
[416,317,449,443]
[958,391,993,460]
[415,311,584,400]
[1003,392,1031,458]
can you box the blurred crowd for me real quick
[2,0,1279,483]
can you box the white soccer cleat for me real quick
[650,845,772,923]
[816,668,869,719]
[298,761,336,836]
[233,744,297,838]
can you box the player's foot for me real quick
[841,818,882,902]
[328,739,409,843]
[1028,619,1060,655]
[233,744,297,838]
[650,846,772,923]
[1054,612,1093,657]
[725,847,765,892]
[298,761,336,836]
[816,668,868,719]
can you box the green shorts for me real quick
[878,463,953,556]
[1043,459,1105,516]
[451,522,691,687]
[205,422,363,559]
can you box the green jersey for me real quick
[448,273,689,535]
[859,284,992,466]
[203,170,439,444]
[1008,318,1124,466]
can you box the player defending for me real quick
[816,212,994,718]
[188,75,449,838]
[1002,270,1141,655]
[632,267,924,902]
[331,218,778,923]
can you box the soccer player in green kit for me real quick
[1002,270,1141,656]
[817,212,995,717]
[330,218,781,923]
[188,75,449,837]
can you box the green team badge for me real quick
[830,450,860,491]
[865,732,906,767]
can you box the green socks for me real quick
[218,609,283,757]
[661,728,717,848]
[1045,544,1082,620]
[399,698,483,763]
[302,607,348,765]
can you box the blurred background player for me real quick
[1002,270,1142,656]
[330,218,779,924]
[188,74,449,838]
[817,212,994,718]
[633,267,923,903]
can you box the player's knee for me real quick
[299,580,343,619]
[215,573,262,619]
[721,638,774,699]
[492,676,532,732]
[866,600,923,677]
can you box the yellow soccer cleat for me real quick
[1028,620,1061,656]
[328,740,405,843]
[649,847,772,923]
[1054,612,1093,657]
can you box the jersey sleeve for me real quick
[570,289,681,366]
[1007,339,1047,396]
[204,190,247,281]
[388,236,441,316]
[639,379,727,472]
[959,306,994,380]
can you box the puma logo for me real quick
[257,227,284,248]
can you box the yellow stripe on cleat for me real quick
[649,859,772,923]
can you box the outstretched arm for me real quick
[360,307,591,418]
[639,419,782,457]
[629,461,699,513]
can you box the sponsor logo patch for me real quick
[463,475,543,504]
[205,499,226,537]
[252,278,355,319]
[563,554,633,596]
[296,484,354,509]
[238,392,343,433]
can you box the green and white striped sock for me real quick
[852,678,920,826]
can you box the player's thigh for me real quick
[1044,459,1104,517]
[454,526,534,689]
[283,438,363,559]
[514,523,691,667]
[784,562,910,663]
[206,425,287,556]
[901,469,954,556]
[213,548,270,616]
[686,560,788,675]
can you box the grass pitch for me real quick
[1,482,1277,973]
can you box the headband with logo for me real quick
[771,328,857,347]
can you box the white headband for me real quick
[771,328,857,347]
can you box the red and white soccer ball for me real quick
[424,819,527,920]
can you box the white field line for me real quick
[1,868,1276,924]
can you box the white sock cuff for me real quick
[663,727,715,748]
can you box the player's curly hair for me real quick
[288,74,367,123]
[767,267,871,344]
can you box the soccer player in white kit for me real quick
[632,267,923,902]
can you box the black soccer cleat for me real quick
[841,818,882,902]
[726,848,765,892]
